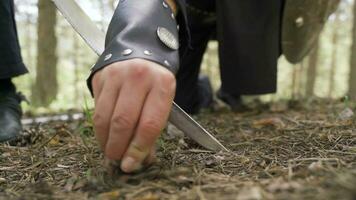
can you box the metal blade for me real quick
[53,0,105,55]
[170,103,228,151]
[52,0,228,152]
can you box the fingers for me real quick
[91,70,104,101]
[93,67,123,150]
[105,65,152,160]
[121,71,176,173]
[92,60,176,174]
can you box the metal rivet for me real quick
[144,50,152,56]
[122,49,133,56]
[157,27,179,50]
[171,13,175,20]
[164,60,171,66]
[104,53,112,61]
[163,1,168,8]
[177,25,180,31]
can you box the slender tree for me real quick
[305,41,320,97]
[348,0,356,99]
[31,0,58,107]
[73,33,80,107]
[298,59,306,97]
[328,11,341,98]
[291,64,298,99]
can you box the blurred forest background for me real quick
[12,0,356,113]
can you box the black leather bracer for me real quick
[87,0,188,95]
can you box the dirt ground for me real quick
[1,99,356,200]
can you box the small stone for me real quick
[339,107,354,120]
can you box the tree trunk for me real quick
[291,65,298,100]
[328,11,340,98]
[31,0,58,107]
[298,60,305,97]
[73,33,80,107]
[348,1,356,99]
[305,40,320,97]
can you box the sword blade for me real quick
[53,0,105,55]
[52,0,228,152]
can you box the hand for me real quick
[91,59,176,173]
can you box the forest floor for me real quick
[0,99,356,200]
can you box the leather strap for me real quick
[87,0,188,95]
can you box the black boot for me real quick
[0,80,23,142]
[216,88,248,112]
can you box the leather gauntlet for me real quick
[87,0,187,94]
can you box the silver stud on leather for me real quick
[164,60,171,67]
[122,49,133,56]
[144,50,152,56]
[177,25,180,31]
[163,1,168,8]
[171,13,175,20]
[157,27,179,50]
[104,53,112,61]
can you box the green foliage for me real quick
[78,98,94,138]
[13,0,356,112]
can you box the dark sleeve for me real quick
[87,0,189,96]
[0,0,28,79]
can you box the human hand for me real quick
[91,59,176,173]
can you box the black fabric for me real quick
[0,78,15,92]
[175,0,284,112]
[175,1,215,113]
[0,0,28,79]
[87,0,183,95]
[217,0,283,95]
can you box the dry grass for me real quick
[0,99,355,200]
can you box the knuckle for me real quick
[92,72,101,85]
[128,64,149,79]
[141,118,162,135]
[160,72,176,88]
[105,66,121,79]
[131,143,147,154]
[157,74,176,97]
[93,113,106,129]
[111,114,135,131]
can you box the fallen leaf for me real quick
[253,117,285,129]
[49,135,60,146]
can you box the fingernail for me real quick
[121,157,141,173]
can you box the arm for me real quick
[89,0,185,173]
